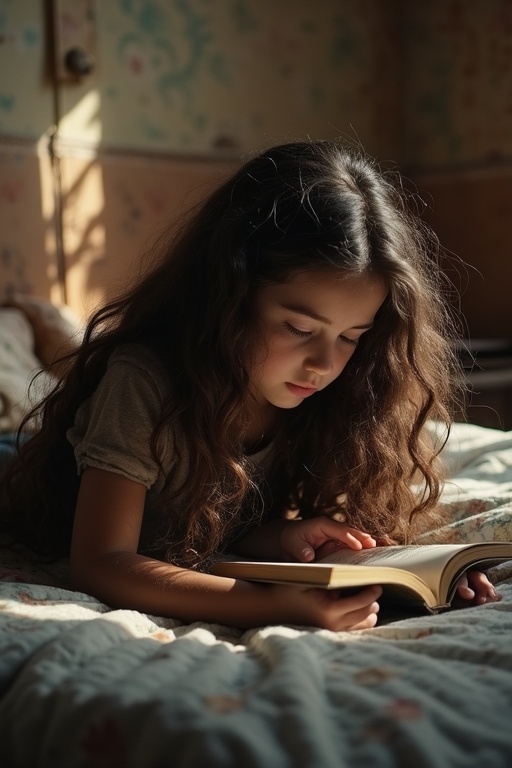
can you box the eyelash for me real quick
[284,323,358,347]
[285,323,311,339]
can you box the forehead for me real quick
[255,270,388,325]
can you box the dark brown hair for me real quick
[0,140,464,565]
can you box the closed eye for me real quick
[284,322,312,339]
[339,335,358,348]
[286,322,360,348]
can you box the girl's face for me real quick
[246,269,388,427]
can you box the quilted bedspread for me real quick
[1,421,512,768]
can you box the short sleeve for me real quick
[67,348,170,489]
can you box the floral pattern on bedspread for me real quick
[417,421,512,548]
[0,422,511,767]
[0,580,511,767]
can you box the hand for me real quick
[268,582,383,631]
[455,570,502,606]
[279,517,376,563]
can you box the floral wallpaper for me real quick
[1,0,511,166]
[0,0,52,137]
[0,0,511,323]
[57,0,399,159]
[0,149,58,301]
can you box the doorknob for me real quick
[51,0,96,83]
[64,47,95,78]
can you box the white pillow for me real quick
[0,308,57,432]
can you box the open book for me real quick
[212,542,512,613]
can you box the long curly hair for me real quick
[0,140,464,566]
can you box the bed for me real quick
[1,299,512,768]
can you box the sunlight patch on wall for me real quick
[58,90,102,148]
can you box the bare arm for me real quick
[70,468,381,630]
[70,468,274,626]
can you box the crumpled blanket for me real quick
[0,421,511,768]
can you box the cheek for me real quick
[247,325,275,366]
[248,332,284,379]
[258,329,291,360]
[332,347,356,378]
[262,339,291,371]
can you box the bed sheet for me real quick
[0,421,511,768]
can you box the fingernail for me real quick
[301,547,314,561]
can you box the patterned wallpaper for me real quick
[57,0,399,159]
[401,0,512,169]
[1,0,511,167]
[0,147,59,301]
[0,0,53,138]
[1,0,511,325]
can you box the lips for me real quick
[286,382,318,398]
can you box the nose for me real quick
[303,342,335,376]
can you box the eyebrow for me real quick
[282,303,374,330]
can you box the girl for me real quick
[0,140,498,630]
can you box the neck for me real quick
[244,432,274,455]
[243,401,279,450]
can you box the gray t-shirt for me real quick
[67,343,275,555]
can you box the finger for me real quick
[307,519,376,550]
[457,584,475,600]
[331,589,382,630]
[314,534,376,563]
[346,610,380,631]
[333,585,383,609]
[466,571,501,603]
[314,539,345,561]
[338,530,376,550]
[333,524,376,548]
[292,532,343,562]
[291,519,375,562]
[456,577,475,601]
[330,609,380,631]
[299,546,316,562]
[348,528,377,546]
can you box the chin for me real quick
[271,398,304,410]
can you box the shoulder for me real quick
[73,343,171,433]
[68,343,175,486]
[105,343,170,402]
[107,342,165,375]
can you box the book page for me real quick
[318,544,471,595]
[214,543,512,609]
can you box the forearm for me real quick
[69,544,383,632]
[70,550,279,628]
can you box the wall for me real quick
[0,0,400,317]
[400,0,512,337]
[0,0,510,335]
[0,141,57,299]
[0,1,59,301]
[60,0,399,157]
